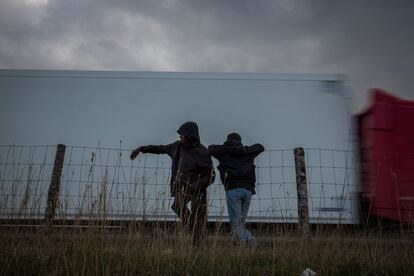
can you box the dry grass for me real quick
[1,222,414,275]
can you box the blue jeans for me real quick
[226,188,257,247]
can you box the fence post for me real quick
[294,147,310,239]
[44,144,66,226]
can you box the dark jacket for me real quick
[139,122,214,196]
[208,141,264,194]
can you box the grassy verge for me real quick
[1,225,413,275]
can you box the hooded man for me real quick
[130,122,214,242]
[208,133,264,249]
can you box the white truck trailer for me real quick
[0,70,359,224]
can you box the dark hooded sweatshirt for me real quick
[138,122,214,196]
[208,141,264,194]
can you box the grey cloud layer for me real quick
[1,0,413,110]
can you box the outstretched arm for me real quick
[130,143,176,160]
[208,145,225,158]
[209,144,265,157]
[247,143,265,157]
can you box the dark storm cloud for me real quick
[0,0,413,111]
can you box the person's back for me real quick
[208,133,264,194]
[208,133,264,250]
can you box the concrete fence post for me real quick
[44,144,66,225]
[294,147,310,239]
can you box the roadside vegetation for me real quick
[1,222,413,275]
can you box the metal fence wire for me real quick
[0,144,360,224]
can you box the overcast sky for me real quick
[1,0,413,112]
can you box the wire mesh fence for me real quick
[0,144,360,224]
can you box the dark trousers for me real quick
[171,187,207,243]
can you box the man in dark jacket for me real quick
[208,133,264,249]
[130,122,214,242]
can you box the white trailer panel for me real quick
[0,70,359,223]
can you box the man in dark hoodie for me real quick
[130,122,214,242]
[208,133,264,249]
